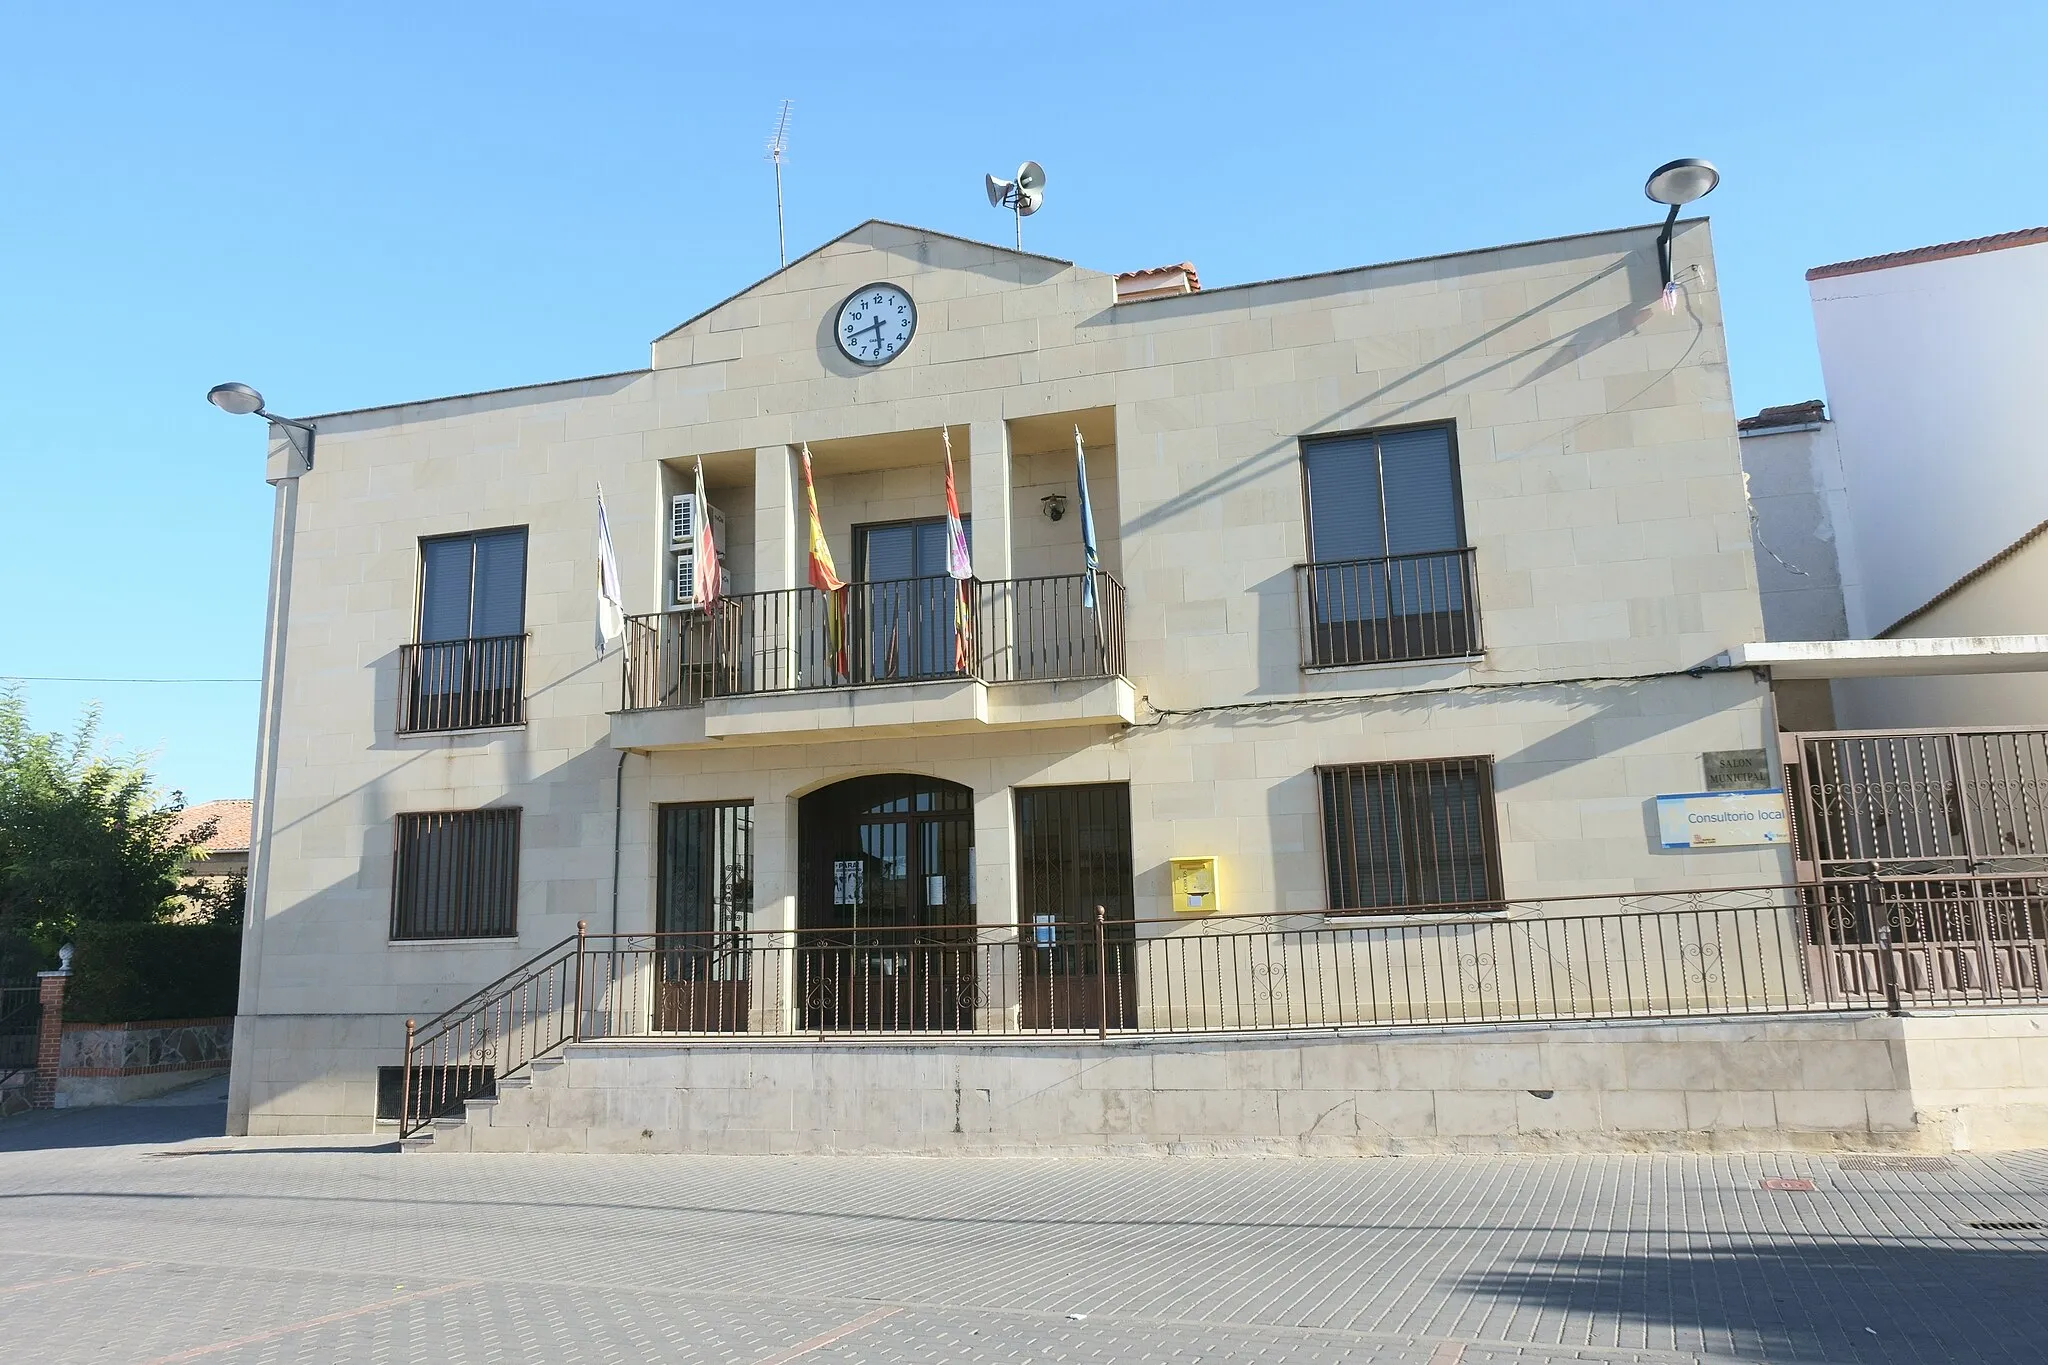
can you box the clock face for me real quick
[835,283,916,366]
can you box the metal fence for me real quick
[397,634,526,732]
[398,875,2048,1136]
[0,982,40,1078]
[1294,548,1480,668]
[620,572,1125,710]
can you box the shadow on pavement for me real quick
[0,1074,227,1152]
[1458,1243,2048,1365]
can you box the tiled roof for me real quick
[1114,263,1201,302]
[1807,227,2048,282]
[1737,400,1827,432]
[1881,517,2048,638]
[168,799,253,855]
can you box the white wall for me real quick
[1739,421,1855,641]
[1810,240,2048,636]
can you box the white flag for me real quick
[595,485,625,656]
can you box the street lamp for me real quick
[1644,158,1720,291]
[207,382,316,471]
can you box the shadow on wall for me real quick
[1457,1242,2048,1365]
[1111,249,1678,541]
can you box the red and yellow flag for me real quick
[801,445,849,677]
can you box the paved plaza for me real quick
[2,1077,2045,1364]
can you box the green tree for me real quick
[0,688,212,957]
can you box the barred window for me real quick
[391,808,521,940]
[1318,759,1500,912]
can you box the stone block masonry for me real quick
[417,1007,2048,1156]
[54,1017,233,1108]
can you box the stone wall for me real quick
[56,1017,232,1108]
[423,1008,2048,1156]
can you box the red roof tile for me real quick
[168,799,252,854]
[1807,227,2048,281]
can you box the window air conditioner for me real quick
[669,493,728,552]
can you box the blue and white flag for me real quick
[1075,425,1100,612]
[595,484,625,656]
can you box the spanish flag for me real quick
[801,445,849,677]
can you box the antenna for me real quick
[982,160,1046,249]
[766,99,794,267]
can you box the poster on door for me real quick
[832,860,865,905]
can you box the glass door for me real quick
[856,519,970,683]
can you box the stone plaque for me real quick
[1702,748,1772,792]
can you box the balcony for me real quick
[613,572,1132,748]
[398,635,526,733]
[1293,548,1481,669]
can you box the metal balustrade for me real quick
[398,875,2048,1136]
[1294,548,1480,668]
[398,635,526,732]
[621,572,1126,710]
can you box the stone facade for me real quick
[415,1008,2048,1156]
[56,1018,233,1108]
[231,217,1785,1136]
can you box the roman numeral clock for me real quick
[835,282,916,366]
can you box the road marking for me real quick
[750,1306,904,1363]
[135,1280,479,1364]
[0,1262,146,1294]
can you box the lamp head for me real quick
[1645,158,1720,207]
[207,382,266,416]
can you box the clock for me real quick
[834,282,916,366]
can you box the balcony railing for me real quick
[622,572,1125,710]
[398,635,526,733]
[1294,548,1480,668]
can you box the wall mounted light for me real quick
[1644,158,1720,291]
[207,382,317,472]
[1041,493,1068,522]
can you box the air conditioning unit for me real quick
[673,548,729,610]
[669,493,727,553]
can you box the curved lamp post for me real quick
[1644,158,1720,291]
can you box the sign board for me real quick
[832,860,864,905]
[1657,790,1789,849]
[1169,856,1220,912]
[1703,748,1772,792]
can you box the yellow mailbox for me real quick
[1169,856,1220,913]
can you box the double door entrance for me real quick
[793,776,1137,1032]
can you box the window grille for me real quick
[1317,758,1501,912]
[391,808,521,940]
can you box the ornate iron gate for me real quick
[1787,729,2048,1003]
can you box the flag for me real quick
[1075,425,1101,614]
[942,427,973,580]
[691,454,721,608]
[801,444,849,677]
[595,484,625,657]
[942,428,974,673]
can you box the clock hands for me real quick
[862,316,886,355]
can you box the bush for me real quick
[65,921,241,1024]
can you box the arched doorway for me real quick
[797,774,975,1030]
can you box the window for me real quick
[853,518,972,682]
[1317,759,1500,912]
[1298,426,1478,666]
[421,527,528,642]
[391,808,521,939]
[402,528,528,731]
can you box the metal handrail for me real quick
[395,875,2048,1135]
[398,633,527,732]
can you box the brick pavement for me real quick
[1,1076,2044,1364]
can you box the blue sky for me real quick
[1,2,2039,804]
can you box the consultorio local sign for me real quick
[1656,789,1789,849]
